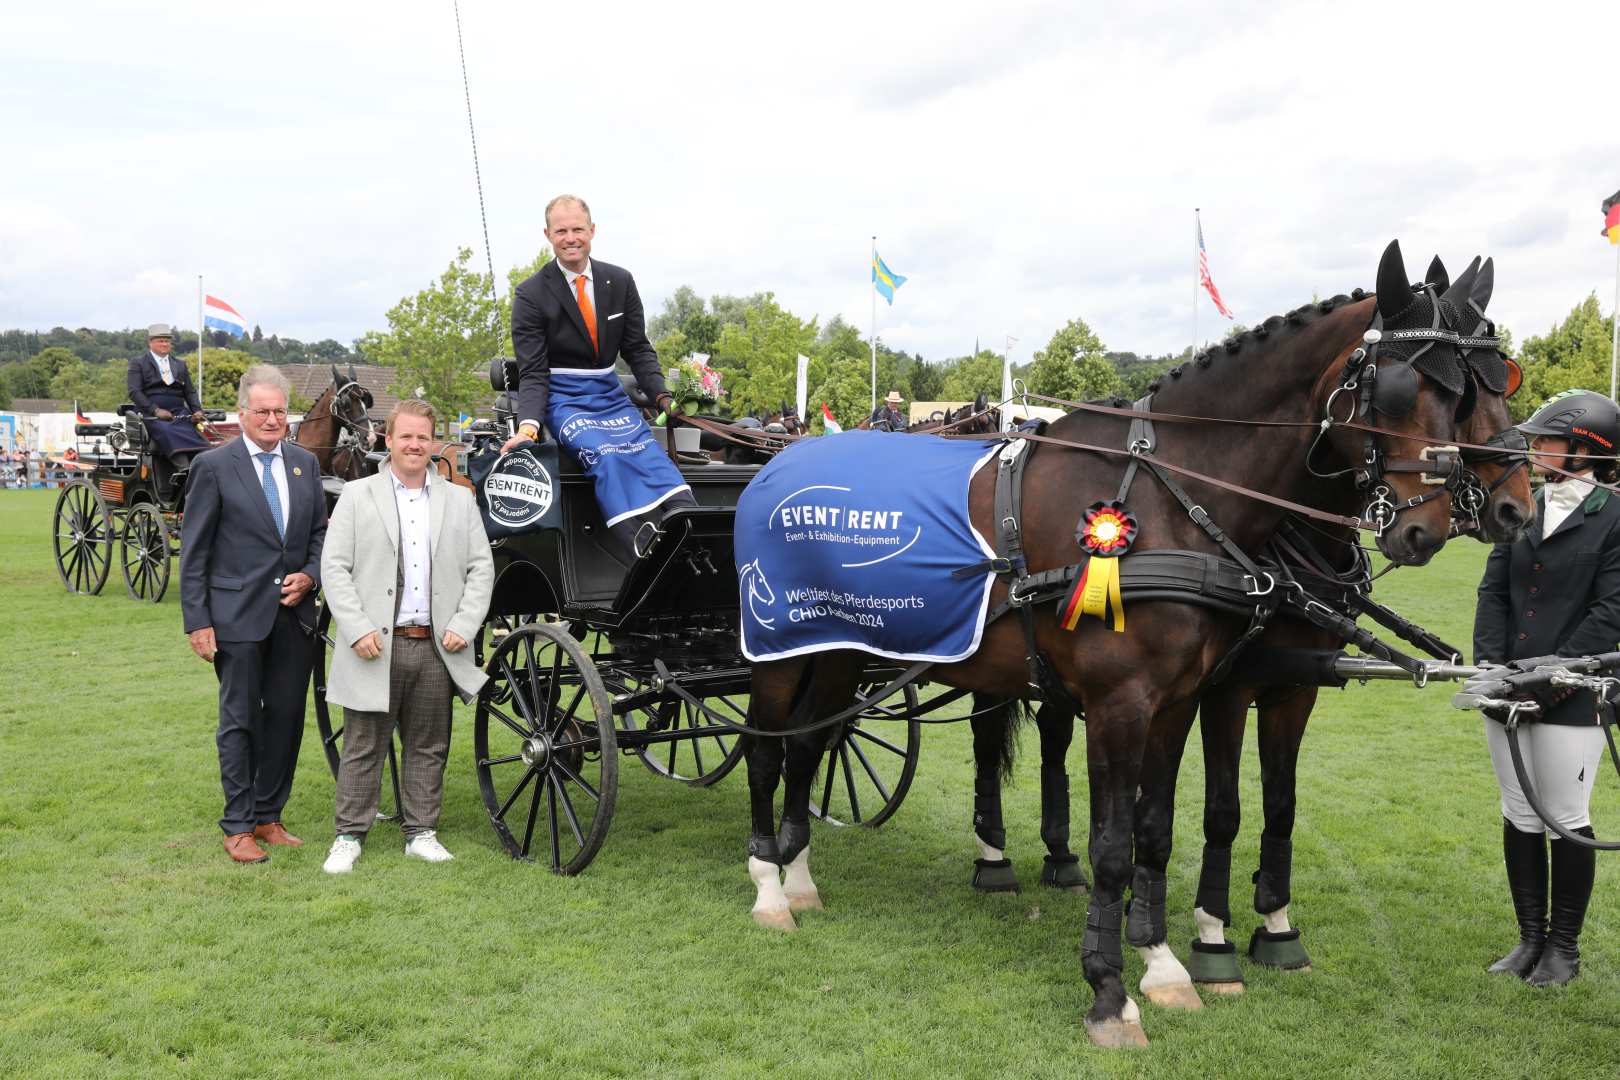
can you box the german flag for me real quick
[74,400,89,424]
[1602,189,1620,245]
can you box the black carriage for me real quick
[310,361,923,871]
[51,405,228,602]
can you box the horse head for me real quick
[1442,255,1534,542]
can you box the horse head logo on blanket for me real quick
[739,558,777,628]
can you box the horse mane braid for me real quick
[1145,292,1362,393]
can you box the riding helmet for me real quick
[1519,389,1620,461]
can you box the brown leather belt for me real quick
[394,625,432,640]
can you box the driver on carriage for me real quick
[869,389,906,431]
[501,194,695,561]
[126,323,209,467]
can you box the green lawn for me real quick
[1,488,1615,1079]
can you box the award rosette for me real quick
[1059,500,1137,633]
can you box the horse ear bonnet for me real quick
[1440,255,1509,394]
[1425,255,1450,295]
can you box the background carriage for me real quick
[309,359,928,872]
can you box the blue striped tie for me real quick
[257,452,286,540]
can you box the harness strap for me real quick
[1115,394,1157,504]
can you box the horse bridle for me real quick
[1448,301,1529,534]
[305,381,378,475]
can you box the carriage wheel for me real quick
[474,613,538,669]
[608,675,746,786]
[52,481,113,596]
[475,623,617,872]
[311,601,402,821]
[809,682,921,828]
[119,503,171,602]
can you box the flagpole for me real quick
[1611,241,1619,401]
[1193,208,1200,357]
[870,235,878,413]
[197,276,205,404]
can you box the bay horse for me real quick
[293,365,377,481]
[906,394,1002,435]
[735,241,1478,1047]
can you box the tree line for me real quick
[3,250,1614,429]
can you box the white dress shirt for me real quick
[150,350,174,385]
[390,468,432,626]
[1542,475,1594,540]
[248,438,290,533]
[520,260,597,434]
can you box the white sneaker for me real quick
[323,835,363,874]
[404,831,454,863]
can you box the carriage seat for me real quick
[618,374,655,411]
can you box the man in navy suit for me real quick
[127,323,209,464]
[181,365,326,863]
[501,194,694,558]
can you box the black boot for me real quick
[1487,821,1546,978]
[1527,826,1595,987]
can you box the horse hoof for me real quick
[752,907,797,932]
[1187,939,1244,988]
[1039,854,1090,892]
[1083,1017,1149,1049]
[972,858,1020,893]
[786,891,823,913]
[1200,981,1245,995]
[1248,927,1312,970]
[1143,982,1203,1011]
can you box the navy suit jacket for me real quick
[510,258,668,427]
[180,437,326,641]
[127,352,202,413]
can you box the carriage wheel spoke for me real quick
[545,776,562,869]
[847,733,891,803]
[323,723,346,748]
[690,730,707,776]
[485,703,530,741]
[494,764,539,823]
[520,770,546,859]
[499,658,537,730]
[838,742,863,821]
[819,753,837,814]
[547,682,586,740]
[550,757,601,803]
[478,752,524,768]
[554,774,587,848]
[850,725,907,758]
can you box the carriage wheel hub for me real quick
[522,734,553,769]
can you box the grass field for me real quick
[1,487,1616,1078]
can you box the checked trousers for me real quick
[334,637,453,840]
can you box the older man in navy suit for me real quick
[127,323,209,464]
[181,365,326,863]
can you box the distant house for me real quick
[11,398,73,414]
[277,364,401,420]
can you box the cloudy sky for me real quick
[2,1,1615,367]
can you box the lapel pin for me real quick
[293,466,302,476]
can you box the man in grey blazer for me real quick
[319,400,493,872]
[181,365,326,864]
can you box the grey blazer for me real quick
[320,470,494,711]
[180,437,325,640]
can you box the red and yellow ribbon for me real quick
[1059,501,1137,633]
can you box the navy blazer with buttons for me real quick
[180,436,326,642]
[1474,485,1620,724]
[509,258,669,428]
[127,351,202,414]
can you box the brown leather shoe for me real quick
[224,833,270,863]
[254,822,303,847]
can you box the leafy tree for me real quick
[360,246,550,421]
[710,294,818,417]
[1518,294,1617,421]
[198,349,260,409]
[252,324,263,343]
[940,349,1006,400]
[1027,317,1122,401]
[909,359,945,402]
[48,356,93,403]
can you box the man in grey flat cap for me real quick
[127,323,209,467]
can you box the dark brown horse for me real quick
[293,365,377,481]
[736,241,1481,1047]
[905,394,1003,435]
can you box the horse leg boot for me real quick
[1527,826,1594,987]
[1128,866,1201,1011]
[1081,726,1147,1049]
[1487,820,1546,977]
[1248,834,1310,969]
[744,734,795,932]
[1036,704,1088,892]
[970,700,1018,893]
[779,732,826,914]
[1191,687,1247,991]
[1188,844,1243,993]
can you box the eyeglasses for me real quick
[248,408,289,420]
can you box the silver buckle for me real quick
[1419,445,1459,486]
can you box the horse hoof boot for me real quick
[1187,939,1244,990]
[1248,927,1311,970]
[1083,1017,1149,1049]
[1143,982,1203,1011]
[1039,853,1090,892]
[785,890,823,913]
[752,907,797,933]
[972,857,1019,893]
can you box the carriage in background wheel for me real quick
[52,405,230,602]
[306,358,925,873]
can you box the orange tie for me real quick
[574,273,599,354]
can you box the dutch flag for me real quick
[203,295,247,339]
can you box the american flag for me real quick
[1197,212,1234,319]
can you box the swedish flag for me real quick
[872,251,908,305]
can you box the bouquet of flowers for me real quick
[664,353,726,413]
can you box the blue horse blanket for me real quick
[545,367,691,527]
[735,430,1000,663]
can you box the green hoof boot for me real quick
[1040,853,1089,891]
[972,857,1019,893]
[1248,927,1311,970]
[1187,939,1244,988]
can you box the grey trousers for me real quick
[334,636,453,840]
